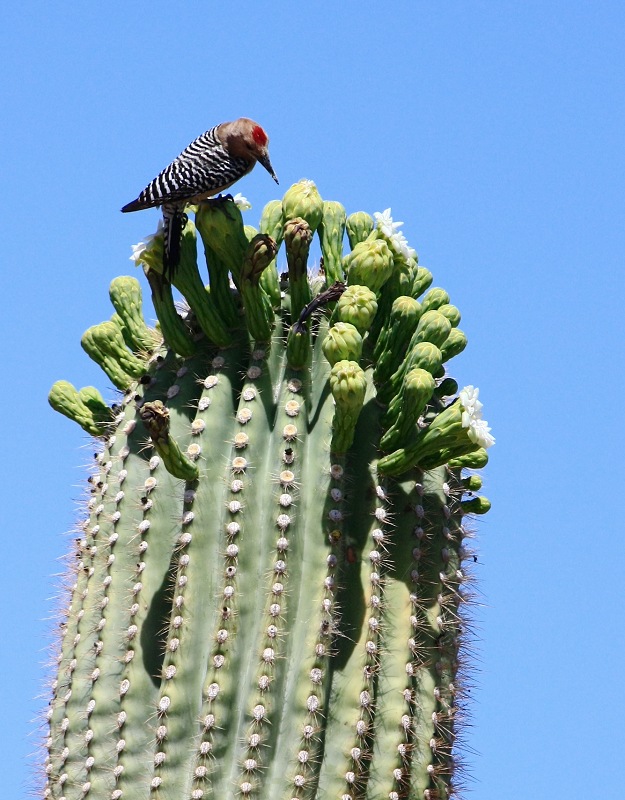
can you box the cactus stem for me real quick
[46,184,492,800]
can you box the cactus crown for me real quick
[44,180,493,800]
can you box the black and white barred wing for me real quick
[121,127,248,213]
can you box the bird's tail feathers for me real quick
[162,209,186,281]
[121,198,144,213]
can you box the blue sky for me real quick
[2,3,624,798]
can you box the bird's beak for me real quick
[258,153,279,184]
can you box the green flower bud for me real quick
[259,199,284,243]
[284,217,313,320]
[258,199,284,306]
[343,239,394,293]
[195,199,248,285]
[286,324,310,370]
[171,222,231,346]
[48,380,109,436]
[81,320,146,390]
[366,258,417,346]
[330,360,367,407]
[110,312,131,348]
[318,200,347,284]
[462,474,483,492]
[346,211,374,249]
[411,266,433,299]
[414,310,452,349]
[448,448,489,469]
[322,322,363,366]
[377,341,442,406]
[379,385,494,474]
[139,401,199,481]
[239,234,278,341]
[409,341,445,376]
[383,258,416,299]
[440,327,468,362]
[144,267,195,357]
[78,386,110,419]
[284,218,313,274]
[259,265,280,309]
[435,376,459,399]
[198,240,239,328]
[282,179,323,232]
[462,496,491,514]
[378,400,476,475]
[241,234,279,286]
[380,368,436,452]
[420,287,451,314]
[109,276,157,352]
[437,303,461,327]
[335,285,378,334]
[329,360,368,454]
[373,295,422,384]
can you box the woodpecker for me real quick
[121,118,278,278]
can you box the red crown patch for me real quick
[252,125,268,147]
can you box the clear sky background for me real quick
[2,3,624,798]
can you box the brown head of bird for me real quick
[218,118,279,184]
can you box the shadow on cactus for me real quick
[45,179,494,800]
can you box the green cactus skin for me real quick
[377,341,443,407]
[373,295,422,386]
[48,381,113,435]
[44,189,493,800]
[318,201,347,284]
[379,368,436,452]
[144,267,196,358]
[171,223,231,347]
[285,323,312,371]
[81,320,147,390]
[258,199,284,307]
[329,359,367,453]
[109,277,159,353]
[239,234,279,342]
[195,199,250,289]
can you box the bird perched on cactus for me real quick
[121,118,279,278]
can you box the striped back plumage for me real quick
[122,127,252,212]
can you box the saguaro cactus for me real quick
[44,182,493,800]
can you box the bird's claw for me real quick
[199,194,234,208]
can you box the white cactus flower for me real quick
[459,386,495,448]
[373,208,417,260]
[467,417,495,449]
[388,229,417,260]
[233,193,252,211]
[129,220,164,263]
[298,179,316,193]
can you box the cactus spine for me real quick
[44,181,493,800]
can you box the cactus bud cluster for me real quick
[44,182,493,800]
